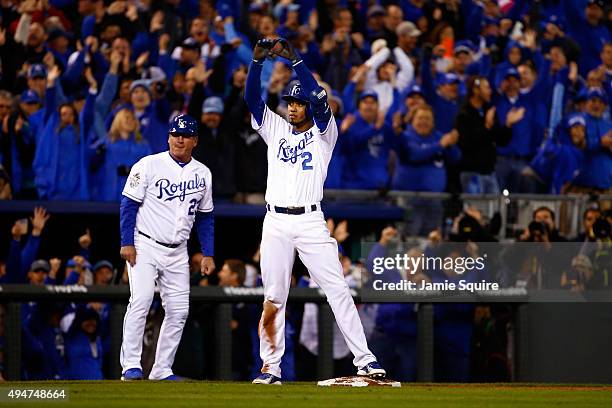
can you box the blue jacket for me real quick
[529,122,584,193]
[33,86,91,200]
[421,54,460,133]
[495,92,540,157]
[563,0,611,76]
[392,126,461,191]
[64,331,103,380]
[1,235,41,284]
[0,115,35,195]
[492,41,525,91]
[95,135,152,202]
[572,114,612,189]
[88,72,120,200]
[341,114,393,190]
[21,302,66,380]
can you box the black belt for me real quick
[266,204,317,215]
[138,231,181,248]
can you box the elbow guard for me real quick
[309,86,332,127]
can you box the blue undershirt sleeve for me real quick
[195,211,215,257]
[292,60,332,131]
[245,61,265,126]
[120,196,140,246]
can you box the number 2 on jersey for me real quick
[188,198,198,215]
[301,152,313,170]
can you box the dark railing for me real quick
[0,284,531,382]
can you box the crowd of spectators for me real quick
[0,0,609,202]
[1,0,612,384]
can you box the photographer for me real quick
[512,207,570,289]
[565,214,612,291]
[520,207,568,243]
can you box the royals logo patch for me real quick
[129,172,141,188]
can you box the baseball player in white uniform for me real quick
[119,114,215,381]
[245,38,386,384]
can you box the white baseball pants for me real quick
[120,235,190,380]
[258,209,376,378]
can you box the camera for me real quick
[592,217,611,240]
[528,221,549,235]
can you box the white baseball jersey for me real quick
[122,151,213,245]
[251,106,338,207]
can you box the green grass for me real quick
[1,382,611,408]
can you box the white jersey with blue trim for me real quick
[122,151,213,245]
[251,105,338,207]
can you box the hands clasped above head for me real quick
[253,38,301,64]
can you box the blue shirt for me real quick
[341,114,393,190]
[392,126,461,191]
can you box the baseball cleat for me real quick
[357,361,386,378]
[121,368,144,381]
[160,374,183,381]
[252,373,282,385]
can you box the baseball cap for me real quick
[28,64,47,79]
[437,72,460,86]
[142,66,166,82]
[503,67,520,80]
[541,14,566,31]
[454,40,475,55]
[93,260,114,272]
[367,5,386,18]
[248,3,264,13]
[129,79,152,95]
[66,259,91,269]
[406,83,424,98]
[182,37,200,50]
[567,114,586,128]
[169,114,199,136]
[575,87,589,102]
[396,21,421,38]
[587,0,605,9]
[358,90,378,102]
[202,96,224,114]
[20,89,41,104]
[48,28,73,42]
[30,259,50,273]
[287,3,300,12]
[282,82,309,104]
[587,87,608,103]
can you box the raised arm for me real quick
[393,47,415,93]
[274,39,333,133]
[245,39,278,126]
[44,67,61,125]
[364,47,391,90]
[95,51,121,118]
